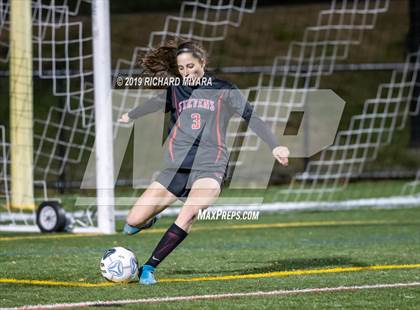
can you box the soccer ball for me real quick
[100,247,139,283]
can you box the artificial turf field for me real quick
[0,206,419,309]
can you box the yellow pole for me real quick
[9,0,35,210]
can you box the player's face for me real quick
[177,53,205,82]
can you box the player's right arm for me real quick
[118,88,169,123]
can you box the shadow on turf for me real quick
[165,257,370,276]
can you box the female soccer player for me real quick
[118,40,289,285]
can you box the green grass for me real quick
[1,207,419,308]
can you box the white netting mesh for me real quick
[402,169,420,196]
[0,125,10,208]
[0,0,10,62]
[148,0,257,46]
[0,125,49,226]
[227,0,390,155]
[282,46,420,201]
[34,1,94,113]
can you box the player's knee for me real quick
[125,215,137,227]
[126,213,145,227]
[195,187,220,198]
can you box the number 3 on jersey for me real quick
[191,113,201,130]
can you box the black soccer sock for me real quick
[145,223,188,268]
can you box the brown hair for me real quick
[139,39,207,78]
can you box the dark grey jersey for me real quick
[128,75,279,172]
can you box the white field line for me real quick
[4,281,420,309]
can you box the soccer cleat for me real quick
[123,223,141,235]
[123,215,160,235]
[139,264,157,285]
[142,214,160,229]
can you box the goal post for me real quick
[92,0,115,234]
[9,0,35,210]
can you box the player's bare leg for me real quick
[139,178,221,285]
[175,178,221,232]
[124,181,177,235]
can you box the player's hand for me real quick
[118,112,131,123]
[272,146,289,166]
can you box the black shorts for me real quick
[155,168,224,200]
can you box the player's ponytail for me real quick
[139,43,178,78]
[139,39,208,78]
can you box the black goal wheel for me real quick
[36,201,67,233]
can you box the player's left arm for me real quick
[228,87,289,166]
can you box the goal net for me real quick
[0,0,419,233]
